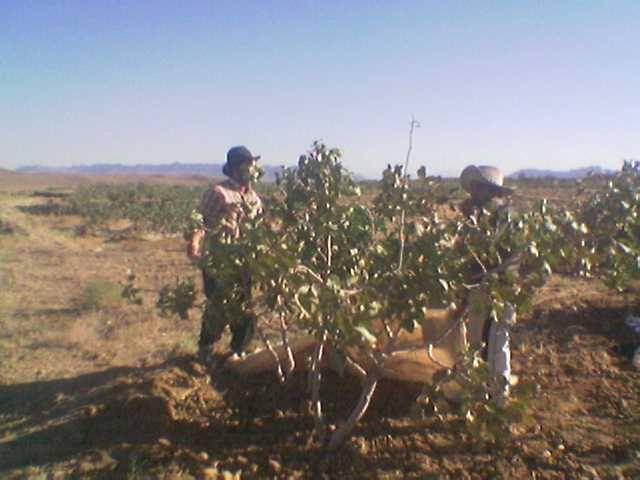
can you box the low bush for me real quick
[77,277,123,311]
[0,218,14,235]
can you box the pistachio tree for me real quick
[156,144,639,452]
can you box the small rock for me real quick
[85,405,98,417]
[200,467,219,479]
[157,437,172,447]
[236,455,249,465]
[582,465,599,477]
[77,463,94,474]
[268,459,282,474]
[249,463,259,475]
[191,362,206,375]
[220,470,236,480]
[188,450,209,463]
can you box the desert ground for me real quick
[0,171,638,479]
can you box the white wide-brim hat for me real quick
[460,165,514,196]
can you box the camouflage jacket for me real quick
[198,178,263,240]
[459,197,510,221]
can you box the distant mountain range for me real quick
[15,163,289,181]
[11,163,617,182]
[508,166,616,180]
[13,163,375,182]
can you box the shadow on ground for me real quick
[0,354,422,477]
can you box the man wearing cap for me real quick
[459,165,514,218]
[458,165,516,403]
[187,146,263,362]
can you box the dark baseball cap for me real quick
[223,146,260,176]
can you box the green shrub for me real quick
[77,278,123,310]
[0,218,14,235]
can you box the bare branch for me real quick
[382,319,394,340]
[397,116,420,273]
[309,330,328,443]
[293,293,312,319]
[257,326,286,384]
[344,354,367,378]
[279,311,295,378]
[426,343,451,370]
[327,373,379,451]
[467,244,487,274]
[295,265,324,284]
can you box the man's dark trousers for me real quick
[198,270,256,355]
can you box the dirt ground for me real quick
[0,174,639,479]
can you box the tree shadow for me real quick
[0,355,394,476]
[520,299,640,362]
[0,358,182,471]
[11,307,82,320]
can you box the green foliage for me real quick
[577,162,640,291]
[0,218,14,235]
[121,270,143,305]
[17,200,76,216]
[156,277,197,320]
[452,351,534,450]
[17,183,207,234]
[67,183,204,234]
[164,141,640,449]
[19,183,208,234]
[77,278,123,311]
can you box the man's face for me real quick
[470,182,498,204]
[234,159,257,186]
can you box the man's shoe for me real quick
[228,352,246,362]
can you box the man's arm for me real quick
[187,229,205,259]
[187,187,225,260]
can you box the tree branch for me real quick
[309,329,328,443]
[397,117,420,273]
[327,373,379,451]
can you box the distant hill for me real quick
[15,163,289,181]
[509,166,616,180]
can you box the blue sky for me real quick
[1,1,638,177]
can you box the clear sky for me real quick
[1,1,639,177]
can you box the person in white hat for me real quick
[459,165,514,218]
[459,165,516,403]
